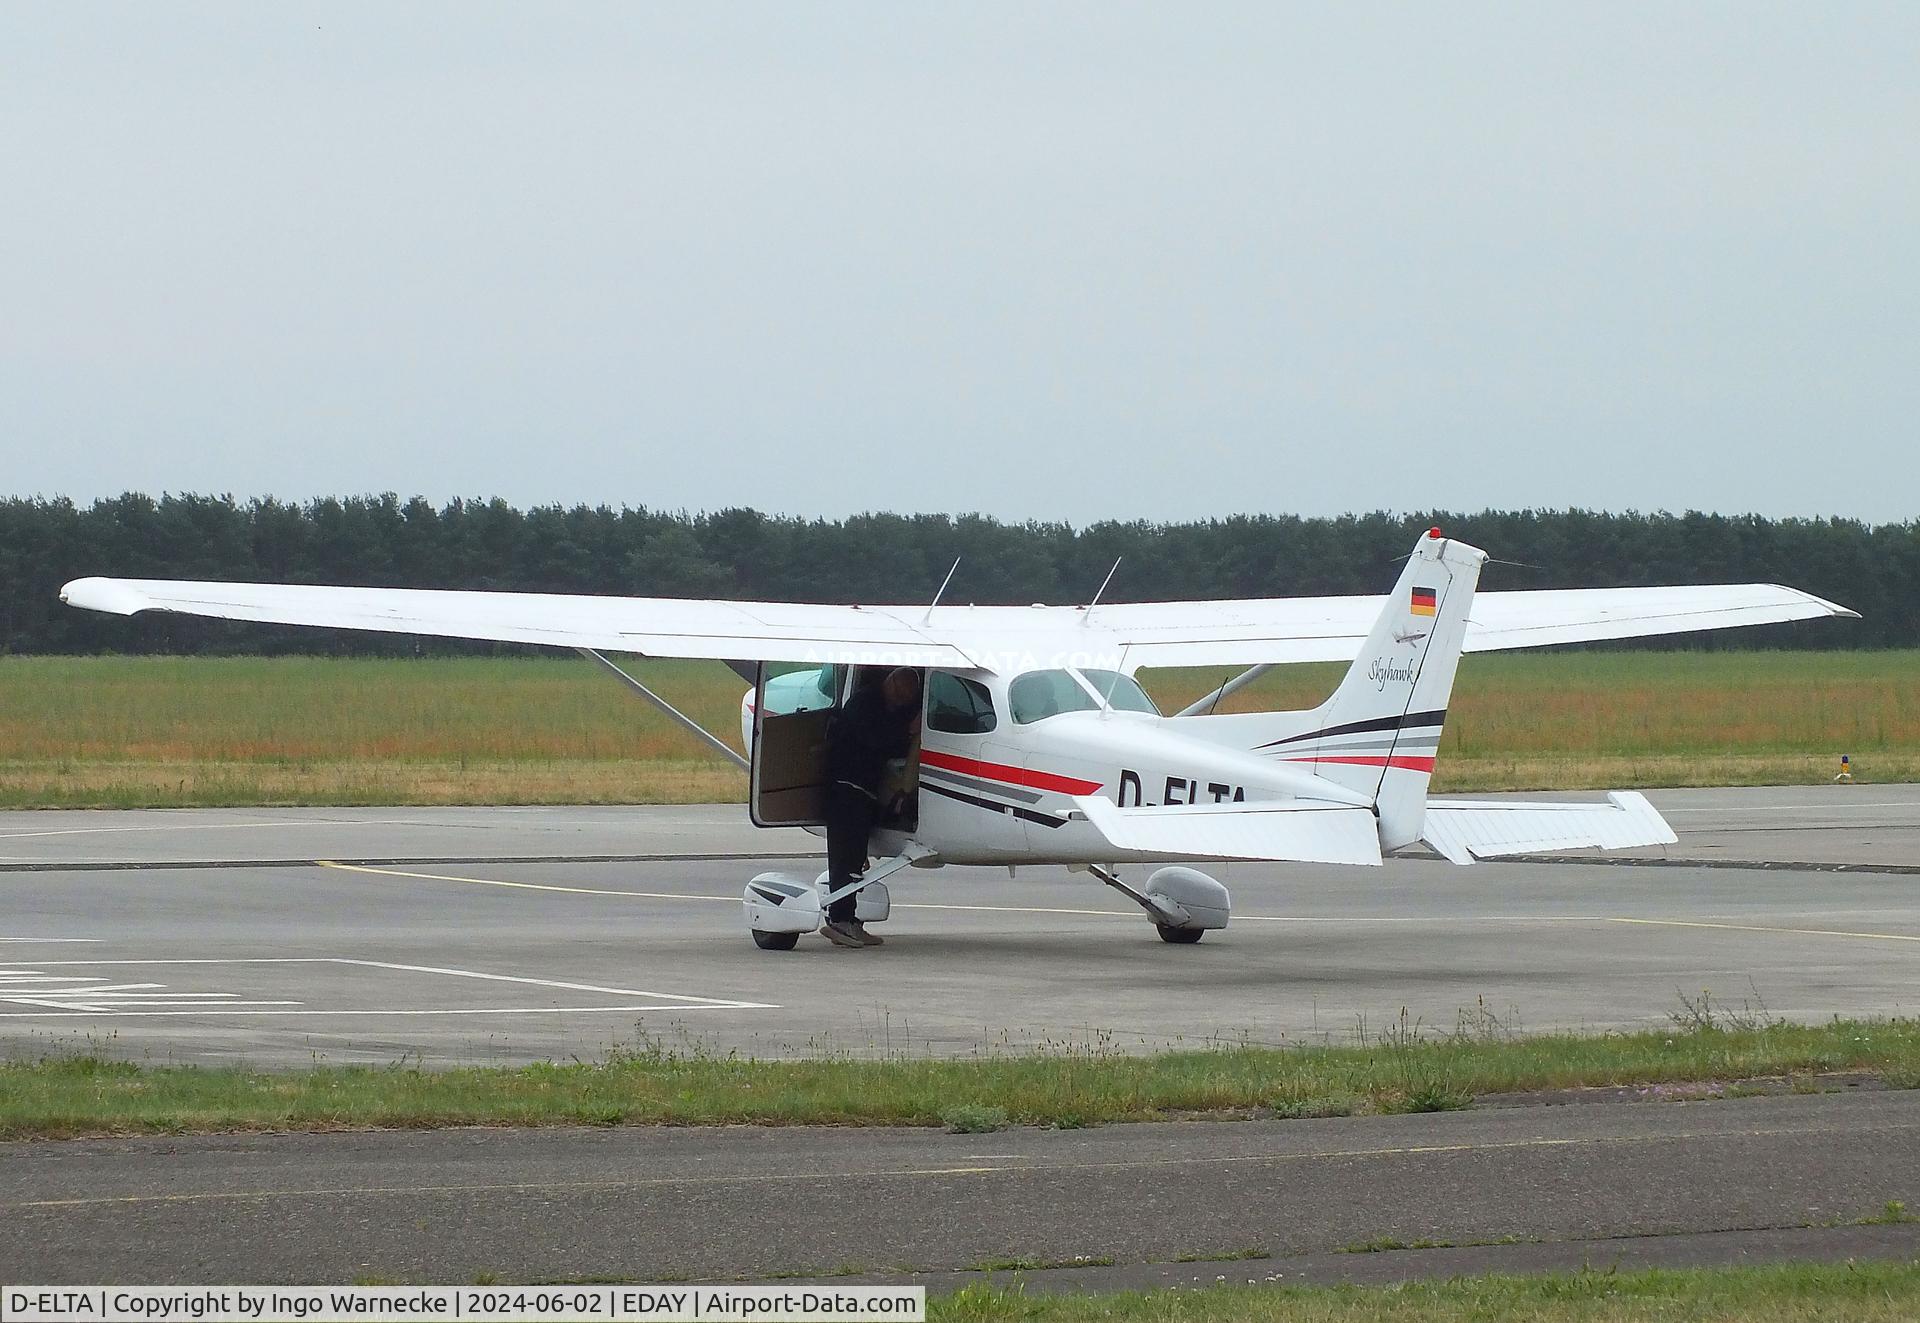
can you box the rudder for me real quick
[1254,530,1487,848]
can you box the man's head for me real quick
[882,667,921,710]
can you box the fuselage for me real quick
[744,666,1368,867]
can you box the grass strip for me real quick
[4,649,1915,806]
[7,752,1913,809]
[930,1261,1920,1322]
[4,1017,1917,1140]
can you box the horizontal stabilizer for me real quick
[1073,796,1383,866]
[1420,792,1676,864]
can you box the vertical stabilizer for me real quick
[1255,530,1486,848]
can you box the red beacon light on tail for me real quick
[1428,526,1443,539]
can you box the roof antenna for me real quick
[1082,557,1122,625]
[922,556,962,624]
[1206,671,1230,716]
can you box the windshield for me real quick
[1008,670,1101,724]
[1077,668,1159,715]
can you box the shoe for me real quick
[821,919,866,948]
[850,921,884,947]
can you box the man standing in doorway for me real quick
[821,667,921,948]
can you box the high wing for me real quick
[1045,583,1857,666]
[59,576,1854,671]
[58,578,981,669]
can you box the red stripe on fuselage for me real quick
[919,749,1102,796]
[1281,754,1437,772]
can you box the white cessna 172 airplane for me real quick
[62,529,1854,949]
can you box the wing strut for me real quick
[1174,664,1276,717]
[577,648,750,772]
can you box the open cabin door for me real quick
[748,662,843,828]
[748,663,924,833]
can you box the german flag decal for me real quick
[1410,586,1438,617]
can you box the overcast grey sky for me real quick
[2,3,1915,524]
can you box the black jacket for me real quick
[825,685,916,795]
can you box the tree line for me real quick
[1,494,1911,655]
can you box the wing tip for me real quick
[1766,584,1861,621]
[59,577,150,616]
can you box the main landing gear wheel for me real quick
[1155,923,1205,944]
[751,930,800,951]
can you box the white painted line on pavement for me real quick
[318,860,736,901]
[2,999,306,1011]
[0,1005,758,1018]
[1,956,778,1012]
[313,861,1920,939]
[0,818,438,842]
[1664,802,1920,814]
[339,958,779,1008]
[320,861,1463,921]
[1599,916,1920,944]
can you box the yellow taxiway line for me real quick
[316,862,1920,945]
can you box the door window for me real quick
[926,671,997,734]
[748,662,839,827]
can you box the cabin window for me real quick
[1009,669,1102,724]
[926,671,997,734]
[1077,668,1160,715]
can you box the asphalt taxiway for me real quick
[5,1090,1918,1286]
[2,787,1917,1067]
[4,786,1919,1288]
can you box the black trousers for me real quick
[824,782,879,922]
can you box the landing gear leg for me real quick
[1088,865,1228,943]
[1088,865,1190,936]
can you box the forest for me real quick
[1,493,1912,654]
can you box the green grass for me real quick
[3,1017,1916,1141]
[1340,1236,1454,1254]
[1156,647,1920,791]
[1,649,1914,806]
[0,654,748,807]
[931,1262,1920,1321]
[968,1255,1116,1273]
[1856,1200,1914,1226]
[940,1102,1011,1133]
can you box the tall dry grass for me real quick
[1,650,1912,805]
[1150,650,1920,757]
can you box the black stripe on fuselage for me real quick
[921,781,1067,829]
[1255,708,1448,751]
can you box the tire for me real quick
[751,929,801,951]
[1156,923,1205,944]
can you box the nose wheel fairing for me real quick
[740,843,930,948]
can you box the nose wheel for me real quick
[751,929,801,951]
[1155,923,1205,944]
